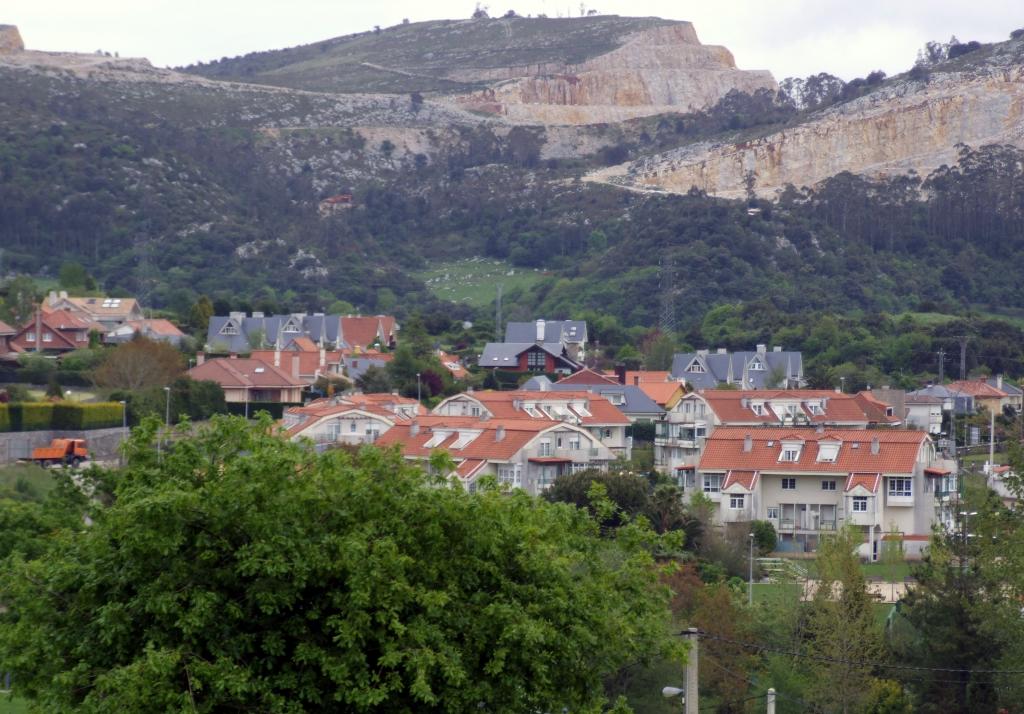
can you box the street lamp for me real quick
[163,386,171,429]
[661,686,685,707]
[748,532,755,606]
[416,372,422,403]
[839,376,846,394]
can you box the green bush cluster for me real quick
[225,401,299,420]
[0,403,124,432]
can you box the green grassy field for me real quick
[0,696,28,713]
[415,258,544,307]
[0,464,59,501]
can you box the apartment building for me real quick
[693,427,957,558]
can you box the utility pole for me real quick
[684,628,698,714]
[494,284,503,343]
[766,688,776,714]
[956,335,969,380]
[659,258,677,334]
[936,348,946,383]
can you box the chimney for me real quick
[743,434,752,452]
[292,355,300,380]
[716,347,727,354]
[274,349,281,368]
[47,290,57,307]
[229,352,237,359]
[495,425,506,442]
[615,363,626,384]
[59,290,68,300]
[320,347,326,368]
[773,346,783,352]
[410,420,420,436]
[756,344,766,354]
[870,437,880,455]
[997,374,1003,390]
[535,319,545,342]
[252,311,264,319]
[697,349,709,358]
[196,351,205,366]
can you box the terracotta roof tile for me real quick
[723,470,759,490]
[845,473,881,493]
[947,379,1008,398]
[699,427,927,475]
[557,368,619,385]
[188,358,305,388]
[638,382,685,407]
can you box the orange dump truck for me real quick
[29,438,88,467]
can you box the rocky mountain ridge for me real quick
[592,35,1024,197]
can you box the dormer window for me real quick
[779,444,802,462]
[687,359,705,374]
[806,403,824,416]
[282,319,301,334]
[751,403,765,416]
[817,443,840,462]
[450,431,479,449]
[749,359,765,371]
[220,321,239,335]
[424,431,449,448]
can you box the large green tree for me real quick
[0,416,681,712]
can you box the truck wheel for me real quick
[71,457,82,468]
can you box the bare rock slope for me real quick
[593,38,1024,197]
[0,24,24,54]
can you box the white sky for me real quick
[4,0,1021,80]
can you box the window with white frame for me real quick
[889,478,913,497]
[350,421,357,432]
[749,359,765,371]
[42,332,53,342]
[282,320,301,334]
[751,403,765,416]
[852,496,868,512]
[782,478,796,490]
[26,332,35,341]
[821,480,836,491]
[498,465,516,485]
[569,436,581,450]
[571,462,588,474]
[703,474,723,493]
[766,506,780,520]
[538,439,552,456]
[424,431,449,448]
[729,494,745,509]
[687,359,705,373]
[780,446,801,462]
[806,402,824,415]
[220,322,239,335]
[817,443,840,462]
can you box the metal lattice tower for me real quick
[658,258,677,334]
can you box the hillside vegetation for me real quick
[185,15,681,93]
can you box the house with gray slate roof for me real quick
[522,375,664,422]
[671,344,805,389]
[206,313,397,354]
[504,320,587,361]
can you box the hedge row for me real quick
[0,402,124,432]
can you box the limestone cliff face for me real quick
[452,24,775,125]
[596,43,1024,197]
[0,25,24,54]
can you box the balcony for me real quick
[886,493,914,507]
[654,437,698,449]
[848,510,880,527]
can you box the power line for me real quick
[703,655,812,712]
[686,631,1024,675]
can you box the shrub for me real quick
[225,401,298,420]
[750,519,778,555]
[947,41,982,59]
[51,403,124,430]
[8,403,54,431]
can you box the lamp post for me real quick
[162,386,171,458]
[839,376,846,394]
[748,532,755,606]
[416,372,422,404]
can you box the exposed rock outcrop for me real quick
[0,24,24,54]
[453,24,775,125]
[594,40,1024,197]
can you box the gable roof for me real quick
[376,419,553,462]
[504,320,587,344]
[206,313,398,353]
[845,473,881,493]
[546,383,664,417]
[556,367,619,385]
[722,469,760,492]
[691,390,876,425]
[637,381,686,408]
[188,357,305,389]
[479,341,581,369]
[448,389,630,426]
[672,349,803,389]
[0,319,16,335]
[44,294,141,320]
[947,379,1009,399]
[699,427,927,475]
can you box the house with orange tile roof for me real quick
[187,355,304,406]
[376,416,615,494]
[946,378,1020,415]
[655,389,904,476]
[42,290,144,330]
[432,389,632,458]
[694,427,957,558]
[250,338,346,385]
[10,310,97,353]
[105,319,186,347]
[282,393,423,447]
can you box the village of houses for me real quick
[3,294,1020,562]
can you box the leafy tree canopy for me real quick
[0,416,682,712]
